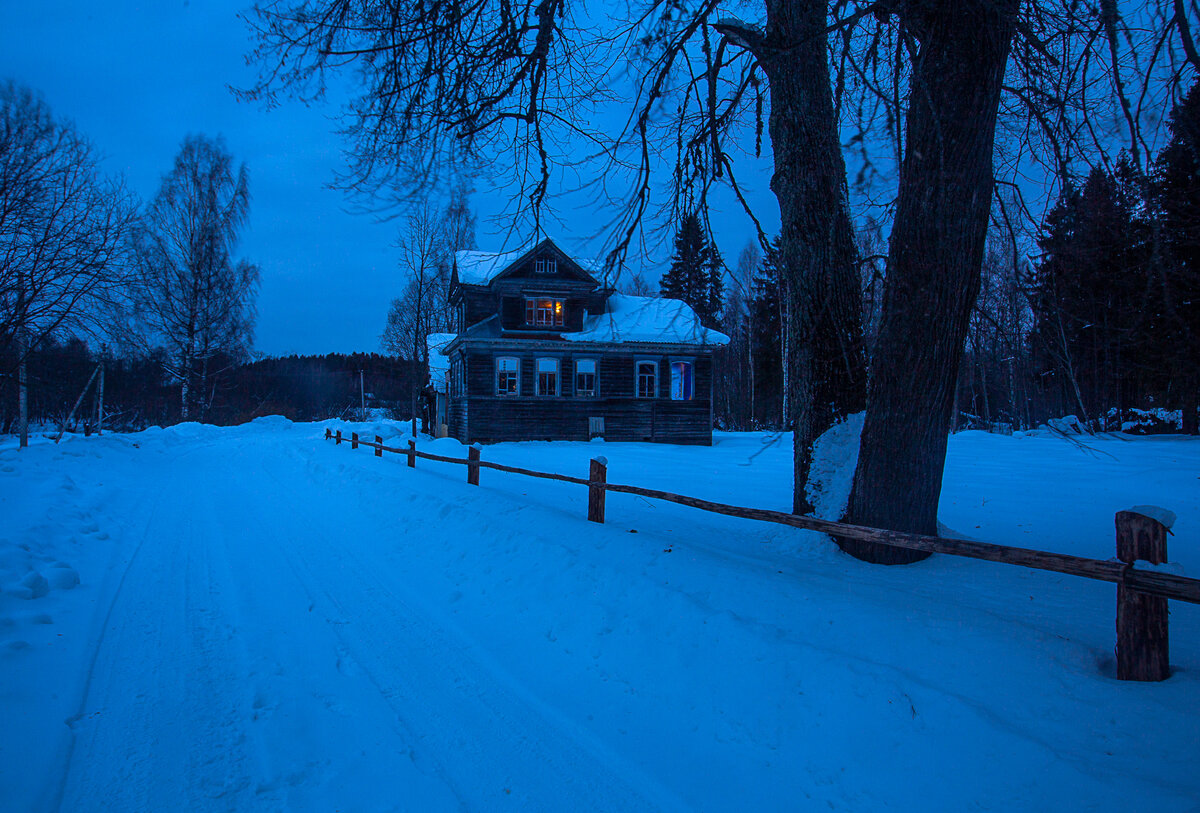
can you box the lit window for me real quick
[525,298,564,327]
[670,361,694,400]
[575,359,597,396]
[496,357,519,395]
[636,360,657,398]
[534,258,556,274]
[536,358,559,395]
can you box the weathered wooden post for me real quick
[375,434,383,458]
[407,439,416,468]
[588,455,607,523]
[351,431,359,449]
[1116,507,1173,681]
[336,429,342,445]
[325,428,331,440]
[468,444,481,486]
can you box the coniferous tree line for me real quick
[0,337,419,434]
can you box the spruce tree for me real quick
[661,212,727,329]
[1151,81,1200,433]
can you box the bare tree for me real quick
[132,134,258,420]
[381,192,477,434]
[243,0,867,515]
[0,82,135,447]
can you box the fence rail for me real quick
[326,427,1197,681]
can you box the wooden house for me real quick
[431,237,728,444]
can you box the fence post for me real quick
[351,431,359,449]
[325,428,331,440]
[407,439,416,468]
[336,429,342,445]
[375,434,383,458]
[468,444,481,485]
[588,455,607,523]
[1116,508,1172,681]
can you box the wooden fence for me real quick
[325,427,1199,682]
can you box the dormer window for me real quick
[525,297,564,327]
[534,258,556,274]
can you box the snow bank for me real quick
[806,412,865,520]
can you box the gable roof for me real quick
[565,295,729,346]
[454,237,598,286]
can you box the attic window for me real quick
[525,297,564,327]
[534,258,556,274]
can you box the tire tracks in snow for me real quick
[243,438,685,812]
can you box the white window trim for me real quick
[535,357,560,396]
[635,358,659,399]
[534,257,557,274]
[669,357,696,401]
[496,356,520,396]
[574,357,599,397]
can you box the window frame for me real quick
[495,356,520,396]
[635,358,659,399]
[574,357,598,397]
[534,257,557,274]
[669,357,695,401]
[525,297,565,328]
[535,357,560,396]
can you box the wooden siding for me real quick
[460,287,495,327]
[459,397,712,444]
[449,349,715,444]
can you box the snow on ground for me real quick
[1,420,1197,812]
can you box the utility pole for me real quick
[359,368,366,420]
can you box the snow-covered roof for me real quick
[427,332,456,392]
[455,248,530,286]
[564,295,729,346]
[454,237,602,286]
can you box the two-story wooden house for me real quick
[435,237,728,444]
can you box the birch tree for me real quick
[0,82,135,447]
[134,134,258,420]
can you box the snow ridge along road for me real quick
[2,419,1198,811]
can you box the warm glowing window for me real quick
[496,357,520,395]
[525,297,564,327]
[534,258,556,274]
[670,361,694,400]
[636,360,657,398]
[536,358,559,395]
[575,359,597,396]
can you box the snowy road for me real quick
[3,420,1199,811]
[40,433,674,811]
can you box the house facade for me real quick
[433,237,728,444]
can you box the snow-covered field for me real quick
[1,419,1197,812]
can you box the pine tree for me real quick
[660,212,725,328]
[1150,81,1200,433]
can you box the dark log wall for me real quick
[451,349,714,444]
[461,288,496,327]
[464,397,712,444]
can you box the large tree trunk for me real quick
[843,0,1020,564]
[722,1,867,514]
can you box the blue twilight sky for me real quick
[0,0,776,357]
